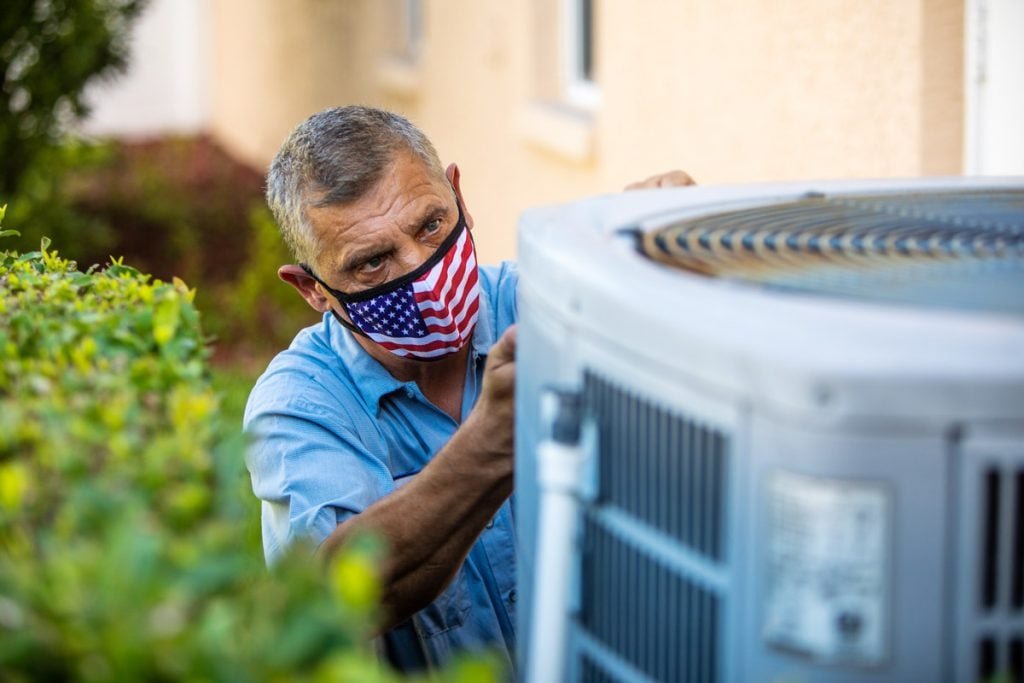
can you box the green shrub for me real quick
[8,135,318,367]
[3,2,310,368]
[0,223,498,682]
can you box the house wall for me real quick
[81,0,209,137]
[207,0,965,265]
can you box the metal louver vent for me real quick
[580,654,615,683]
[583,372,728,560]
[580,516,720,683]
[576,372,729,682]
[638,189,1024,316]
[976,466,1024,682]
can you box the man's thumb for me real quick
[489,325,517,365]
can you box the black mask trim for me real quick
[329,309,367,337]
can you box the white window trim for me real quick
[963,0,1024,175]
[517,101,595,163]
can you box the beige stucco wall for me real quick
[208,0,964,265]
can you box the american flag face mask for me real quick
[302,204,480,360]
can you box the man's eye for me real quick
[423,219,443,235]
[360,255,385,272]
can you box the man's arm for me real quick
[318,326,517,631]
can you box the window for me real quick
[518,0,599,161]
[563,0,599,109]
[377,0,424,96]
[398,0,423,65]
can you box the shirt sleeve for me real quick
[243,368,394,565]
[492,260,519,330]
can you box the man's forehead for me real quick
[317,152,444,214]
[310,193,447,243]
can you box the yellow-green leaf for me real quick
[330,550,381,612]
[153,296,181,346]
[0,463,29,510]
[172,276,196,302]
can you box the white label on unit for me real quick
[762,470,890,666]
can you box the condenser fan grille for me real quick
[639,189,1024,315]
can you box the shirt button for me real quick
[486,518,495,529]
[508,589,517,603]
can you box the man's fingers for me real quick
[488,325,517,367]
[478,325,517,428]
[624,170,697,191]
[659,170,696,187]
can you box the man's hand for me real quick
[624,170,697,191]
[465,325,517,461]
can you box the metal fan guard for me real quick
[638,189,1024,316]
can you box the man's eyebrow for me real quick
[339,244,390,273]
[408,203,449,229]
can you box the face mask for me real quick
[302,204,480,360]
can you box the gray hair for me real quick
[266,106,444,267]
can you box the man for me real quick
[244,105,693,671]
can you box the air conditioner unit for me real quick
[514,178,1024,682]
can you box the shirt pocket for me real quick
[415,567,472,639]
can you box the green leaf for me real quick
[152,296,181,346]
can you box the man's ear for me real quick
[278,265,333,313]
[445,162,474,229]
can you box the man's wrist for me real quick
[453,408,514,477]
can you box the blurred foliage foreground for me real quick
[0,219,499,681]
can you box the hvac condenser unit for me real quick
[514,178,1024,682]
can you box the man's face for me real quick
[305,152,463,296]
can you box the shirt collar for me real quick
[326,293,496,412]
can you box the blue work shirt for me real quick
[243,262,519,672]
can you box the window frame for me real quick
[562,0,600,110]
[399,0,424,64]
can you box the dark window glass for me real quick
[580,0,594,82]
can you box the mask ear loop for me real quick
[329,309,368,337]
[299,264,370,338]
